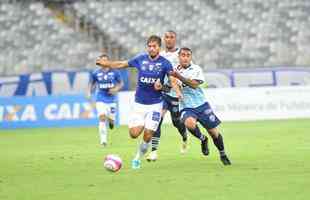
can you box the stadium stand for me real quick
[0,0,310,75]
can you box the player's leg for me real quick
[169,104,188,153]
[96,102,109,146]
[197,103,231,165]
[180,109,209,156]
[147,108,167,161]
[133,104,162,168]
[107,103,117,130]
[207,127,231,165]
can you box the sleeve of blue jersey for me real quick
[115,70,122,83]
[128,53,143,69]
[165,59,173,73]
[90,70,97,84]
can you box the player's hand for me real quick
[154,79,163,91]
[85,92,92,100]
[108,87,118,95]
[169,70,181,79]
[176,90,183,100]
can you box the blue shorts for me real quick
[162,94,180,116]
[180,102,221,129]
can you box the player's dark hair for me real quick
[98,54,109,59]
[147,35,161,47]
[165,30,177,37]
[179,47,192,54]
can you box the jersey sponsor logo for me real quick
[99,83,115,89]
[140,77,157,84]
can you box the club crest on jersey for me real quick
[154,63,162,72]
[149,65,154,71]
[141,65,147,71]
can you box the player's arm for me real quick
[96,58,129,69]
[169,70,202,89]
[109,80,124,95]
[86,79,96,99]
[169,75,183,99]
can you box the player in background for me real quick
[96,35,182,169]
[170,47,231,165]
[147,31,188,162]
[87,54,124,146]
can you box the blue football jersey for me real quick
[90,68,122,103]
[128,53,173,105]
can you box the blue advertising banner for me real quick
[0,69,129,97]
[0,95,119,129]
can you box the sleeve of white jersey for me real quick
[190,65,205,83]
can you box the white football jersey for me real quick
[160,48,180,97]
[160,48,179,69]
[178,64,206,110]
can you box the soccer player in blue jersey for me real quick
[170,47,231,165]
[147,31,188,161]
[96,35,182,169]
[87,54,124,146]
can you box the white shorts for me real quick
[128,102,163,131]
[96,102,116,120]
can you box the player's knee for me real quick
[143,129,153,142]
[184,117,197,130]
[129,128,140,139]
[207,128,219,138]
[129,131,139,139]
[99,114,106,121]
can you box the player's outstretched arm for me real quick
[96,58,129,69]
[86,79,96,99]
[169,70,201,89]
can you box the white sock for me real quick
[99,121,107,145]
[134,140,149,160]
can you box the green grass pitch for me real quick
[0,119,309,200]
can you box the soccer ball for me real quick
[103,154,122,172]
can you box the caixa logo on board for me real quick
[0,101,96,122]
[43,103,96,120]
[0,105,37,122]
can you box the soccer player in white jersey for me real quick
[87,54,124,146]
[170,47,231,165]
[96,35,182,169]
[147,31,188,161]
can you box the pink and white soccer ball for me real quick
[103,154,122,172]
